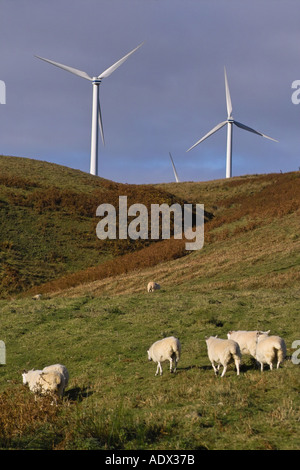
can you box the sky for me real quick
[0,0,299,184]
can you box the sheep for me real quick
[147,281,160,293]
[22,368,65,402]
[42,364,69,392]
[227,330,270,358]
[22,369,43,391]
[147,336,181,376]
[255,333,287,371]
[32,294,42,300]
[205,336,241,377]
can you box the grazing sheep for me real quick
[22,368,65,402]
[22,369,43,390]
[42,364,69,392]
[255,333,287,371]
[227,330,270,358]
[205,336,241,377]
[147,281,160,293]
[147,336,181,376]
[32,294,42,300]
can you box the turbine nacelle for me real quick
[92,78,102,85]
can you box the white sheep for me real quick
[205,336,241,377]
[255,333,287,371]
[147,336,181,376]
[147,281,160,293]
[42,364,69,392]
[22,368,65,401]
[32,294,42,300]
[227,330,270,358]
[22,369,43,391]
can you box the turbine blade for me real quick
[35,55,92,81]
[98,42,144,79]
[187,121,227,152]
[233,120,278,142]
[98,95,105,146]
[169,152,180,183]
[224,67,233,118]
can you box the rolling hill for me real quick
[0,155,299,450]
[0,155,200,298]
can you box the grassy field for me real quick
[0,157,299,450]
[0,286,299,450]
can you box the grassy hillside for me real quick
[0,155,192,298]
[0,158,299,450]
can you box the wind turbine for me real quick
[35,43,143,176]
[187,67,278,178]
[169,152,180,183]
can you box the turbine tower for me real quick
[169,152,180,183]
[35,43,143,176]
[187,67,277,178]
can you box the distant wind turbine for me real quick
[169,152,180,183]
[187,67,278,178]
[35,43,143,176]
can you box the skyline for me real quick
[0,0,299,184]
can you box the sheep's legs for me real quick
[155,362,163,376]
[169,356,177,373]
[235,359,240,376]
[211,361,219,376]
[221,365,227,377]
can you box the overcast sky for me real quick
[0,0,299,184]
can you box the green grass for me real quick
[0,285,299,450]
[0,156,299,449]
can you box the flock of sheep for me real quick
[147,331,287,378]
[146,282,287,377]
[22,282,287,402]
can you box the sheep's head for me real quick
[147,350,152,361]
[22,370,28,384]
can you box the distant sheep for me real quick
[227,330,270,358]
[22,368,66,402]
[147,336,181,376]
[32,294,42,300]
[255,333,287,371]
[205,336,241,377]
[147,281,160,293]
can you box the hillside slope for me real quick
[0,155,192,297]
[35,171,300,298]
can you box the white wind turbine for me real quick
[169,152,180,183]
[35,43,143,176]
[187,67,278,178]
